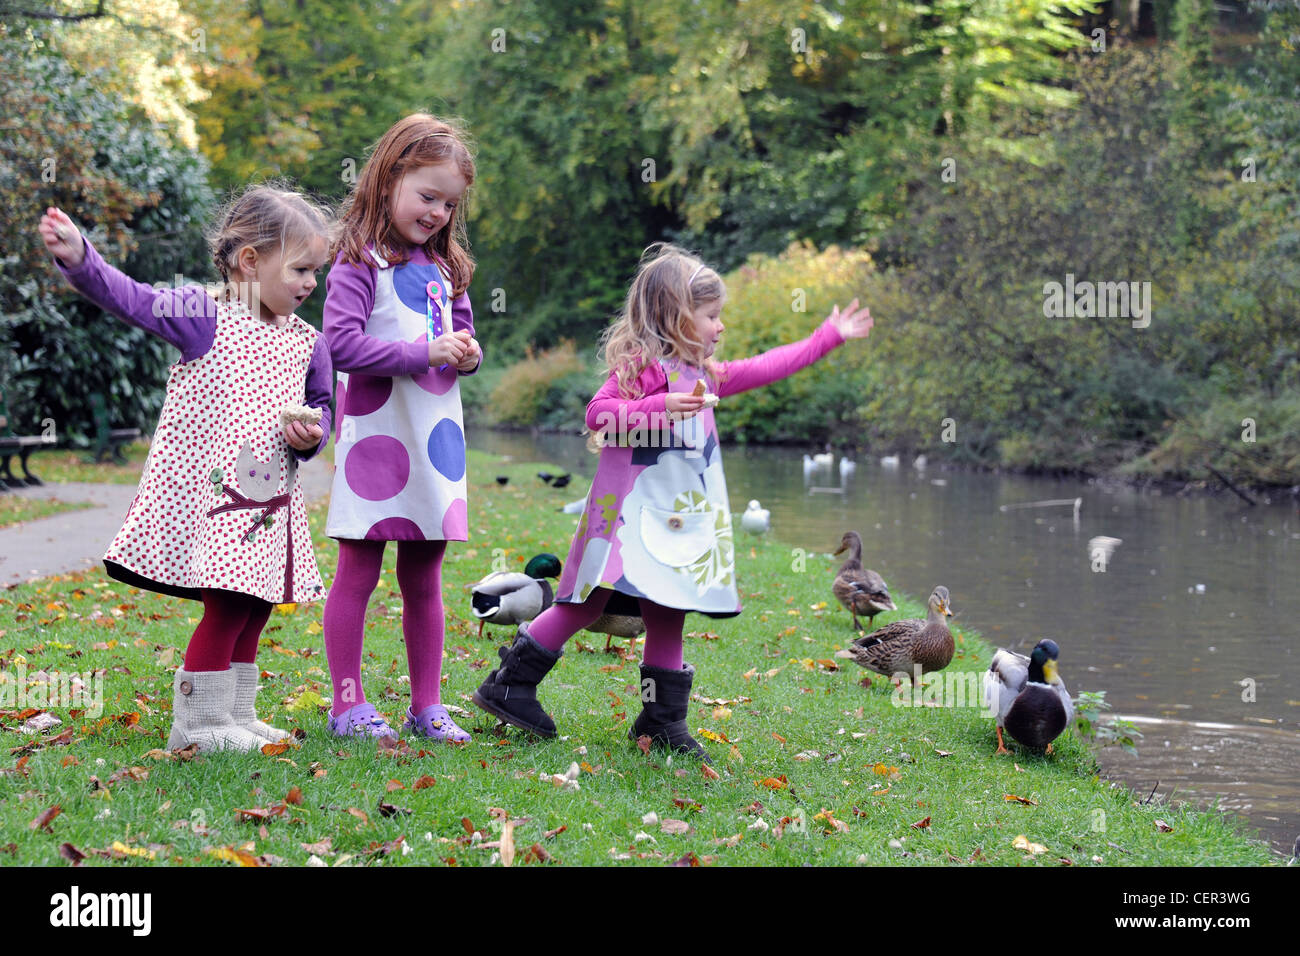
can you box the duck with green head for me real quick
[470,553,562,637]
[984,639,1073,755]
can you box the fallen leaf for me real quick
[207,845,264,867]
[414,775,437,790]
[58,842,86,865]
[30,804,61,832]
[756,775,788,790]
[934,749,953,757]
[1153,819,1174,833]
[260,740,292,756]
[660,819,691,835]
[522,843,550,864]
[1004,794,1038,806]
[377,800,411,818]
[300,838,333,856]
[701,764,720,780]
[635,735,652,755]
[109,841,156,861]
[911,815,932,830]
[347,807,370,827]
[500,820,516,867]
[235,805,286,822]
[1012,834,1049,855]
[385,779,405,792]
[544,825,567,839]
[284,786,303,806]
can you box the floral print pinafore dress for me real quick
[554,360,739,618]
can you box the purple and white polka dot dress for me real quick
[325,247,470,542]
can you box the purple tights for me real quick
[527,589,685,670]
[323,539,447,714]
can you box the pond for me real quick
[467,428,1299,856]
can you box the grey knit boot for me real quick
[167,668,265,752]
[230,662,291,743]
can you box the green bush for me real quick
[482,340,599,430]
[0,33,215,446]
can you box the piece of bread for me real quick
[280,404,323,426]
[690,378,720,408]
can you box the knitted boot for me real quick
[167,668,265,752]
[230,662,291,743]
[471,624,562,737]
[628,662,710,762]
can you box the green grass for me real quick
[23,442,152,485]
[0,451,1279,866]
[0,495,95,529]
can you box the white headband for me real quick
[687,264,705,285]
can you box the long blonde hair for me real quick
[599,243,726,399]
[333,113,476,297]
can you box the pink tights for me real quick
[323,539,447,715]
[528,589,685,670]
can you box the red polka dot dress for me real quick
[57,235,335,605]
[101,299,327,603]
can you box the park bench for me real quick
[0,403,57,490]
[89,392,141,464]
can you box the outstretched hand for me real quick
[829,298,873,340]
[38,207,86,269]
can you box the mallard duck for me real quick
[847,585,954,682]
[983,639,1073,755]
[470,553,562,636]
[585,612,646,653]
[832,531,896,631]
[740,499,770,534]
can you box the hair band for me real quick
[687,264,705,285]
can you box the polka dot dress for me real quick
[326,253,467,542]
[103,299,325,604]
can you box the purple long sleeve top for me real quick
[585,317,846,432]
[322,247,481,376]
[55,237,333,459]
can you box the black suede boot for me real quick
[628,662,711,762]
[472,624,562,737]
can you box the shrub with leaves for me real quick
[0,30,215,445]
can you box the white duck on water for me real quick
[741,499,770,534]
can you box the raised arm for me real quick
[52,234,218,362]
[323,256,431,376]
[711,318,846,398]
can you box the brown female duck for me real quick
[832,531,896,632]
[847,585,954,682]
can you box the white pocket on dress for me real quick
[639,505,715,568]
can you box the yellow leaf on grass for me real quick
[1012,834,1049,855]
[306,620,323,636]
[286,690,326,713]
[110,841,156,860]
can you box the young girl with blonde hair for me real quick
[474,243,874,758]
[39,184,334,752]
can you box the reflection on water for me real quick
[468,429,1300,855]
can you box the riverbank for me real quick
[0,451,1280,865]
[467,422,1300,503]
